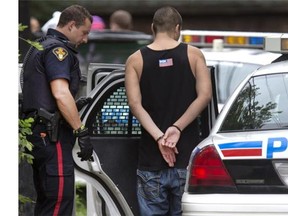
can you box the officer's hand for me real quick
[76,97,92,111]
[74,126,94,162]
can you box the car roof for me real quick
[88,29,153,42]
[202,48,281,65]
[251,59,288,76]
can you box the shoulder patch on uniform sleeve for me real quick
[52,47,68,61]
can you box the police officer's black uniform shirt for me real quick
[22,29,81,113]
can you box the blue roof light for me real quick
[249,37,264,45]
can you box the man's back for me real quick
[138,43,200,170]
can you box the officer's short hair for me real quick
[57,5,93,28]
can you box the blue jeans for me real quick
[137,168,187,216]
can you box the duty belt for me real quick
[23,108,61,142]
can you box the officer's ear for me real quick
[67,21,76,31]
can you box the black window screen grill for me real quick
[91,86,141,136]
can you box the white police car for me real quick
[181,34,288,215]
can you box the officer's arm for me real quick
[50,78,82,130]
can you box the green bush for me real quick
[76,183,87,216]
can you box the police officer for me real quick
[21,5,94,215]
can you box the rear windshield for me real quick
[220,72,288,132]
[211,61,260,104]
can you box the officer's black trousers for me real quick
[28,123,75,216]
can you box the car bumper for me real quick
[181,193,288,216]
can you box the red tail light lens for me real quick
[187,145,235,193]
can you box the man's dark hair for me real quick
[152,6,182,34]
[57,5,93,28]
[110,10,133,30]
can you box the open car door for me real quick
[74,63,218,215]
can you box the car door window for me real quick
[87,83,141,136]
[215,62,260,104]
[220,72,288,132]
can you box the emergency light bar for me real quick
[180,30,282,49]
[264,33,288,53]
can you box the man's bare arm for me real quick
[50,78,82,130]
[125,51,164,141]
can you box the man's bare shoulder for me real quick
[126,49,142,66]
[187,44,203,57]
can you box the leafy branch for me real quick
[18,22,43,210]
[18,23,44,166]
[19,118,34,164]
[19,23,44,51]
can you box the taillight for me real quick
[273,161,288,186]
[187,145,236,193]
